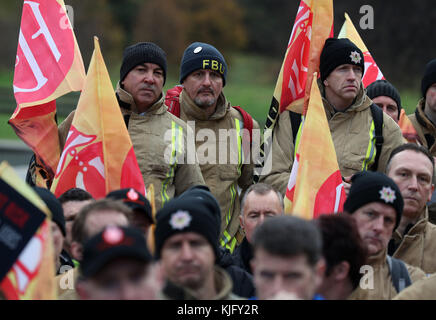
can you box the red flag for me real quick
[9,0,85,184]
[50,37,146,199]
[256,0,333,181]
[338,13,384,87]
[285,74,346,218]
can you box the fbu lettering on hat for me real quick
[179,42,228,86]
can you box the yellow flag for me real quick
[287,74,346,219]
[338,13,384,87]
[50,37,146,199]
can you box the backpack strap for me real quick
[289,111,303,143]
[164,85,183,118]
[369,103,384,171]
[387,255,412,293]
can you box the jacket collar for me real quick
[161,266,233,300]
[240,238,253,273]
[415,98,436,132]
[180,88,230,121]
[393,207,429,241]
[367,248,388,267]
[115,81,166,116]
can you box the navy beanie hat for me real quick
[366,80,402,119]
[320,38,365,82]
[179,42,227,86]
[344,171,404,230]
[120,42,167,84]
[421,58,436,98]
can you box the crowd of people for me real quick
[10,36,436,300]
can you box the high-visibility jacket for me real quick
[58,85,205,210]
[259,80,404,195]
[175,89,260,253]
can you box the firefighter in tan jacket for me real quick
[169,42,259,253]
[343,171,426,300]
[386,143,436,274]
[58,42,205,211]
[393,273,436,300]
[259,38,404,195]
[408,58,436,155]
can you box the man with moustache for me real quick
[166,42,259,253]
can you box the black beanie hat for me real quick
[344,171,404,230]
[120,42,167,84]
[366,80,402,119]
[106,188,153,224]
[421,58,436,98]
[154,186,221,260]
[320,38,365,82]
[33,187,66,237]
[179,42,227,86]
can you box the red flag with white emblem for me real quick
[9,0,85,186]
[50,37,145,199]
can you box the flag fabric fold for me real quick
[255,0,333,181]
[0,161,56,300]
[9,0,85,184]
[398,109,421,144]
[50,37,146,199]
[338,12,384,88]
[285,74,346,219]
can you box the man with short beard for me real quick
[165,42,259,254]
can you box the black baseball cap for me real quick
[80,226,152,278]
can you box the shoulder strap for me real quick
[387,255,412,293]
[289,111,303,143]
[164,85,183,118]
[370,103,384,171]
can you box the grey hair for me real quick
[240,183,284,216]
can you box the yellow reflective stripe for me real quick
[161,121,181,205]
[235,118,243,174]
[220,231,237,253]
[294,115,304,158]
[362,120,376,171]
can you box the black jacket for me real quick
[217,245,255,298]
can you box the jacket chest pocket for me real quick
[342,132,373,172]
